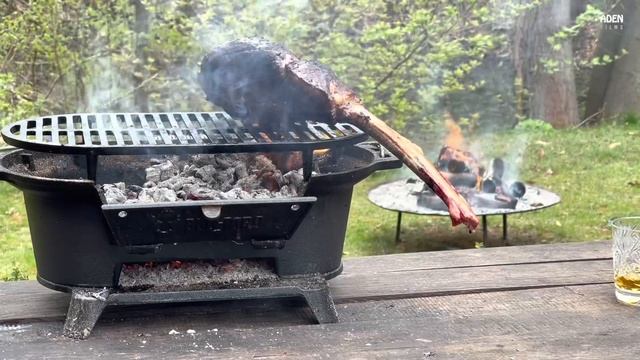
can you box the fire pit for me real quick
[0,111,401,338]
[368,118,560,245]
[369,178,560,244]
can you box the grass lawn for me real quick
[1,122,639,279]
[343,122,640,256]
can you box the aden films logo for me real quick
[600,14,624,30]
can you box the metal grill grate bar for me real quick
[1,112,368,156]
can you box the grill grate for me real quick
[1,112,367,155]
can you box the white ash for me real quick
[99,154,306,204]
[118,259,278,291]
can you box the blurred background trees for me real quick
[0,0,635,141]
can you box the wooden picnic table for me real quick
[0,240,636,359]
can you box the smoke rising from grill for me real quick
[75,1,531,211]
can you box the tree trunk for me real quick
[584,1,625,120]
[513,0,580,128]
[602,0,640,118]
[132,0,149,112]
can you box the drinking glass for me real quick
[611,216,640,306]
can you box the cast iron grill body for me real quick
[0,112,401,290]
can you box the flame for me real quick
[441,113,483,189]
[444,113,464,150]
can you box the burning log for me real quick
[508,181,526,198]
[199,39,479,231]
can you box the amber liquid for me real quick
[615,274,640,292]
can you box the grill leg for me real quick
[482,215,488,245]
[395,211,403,244]
[63,287,110,339]
[301,283,338,324]
[502,214,508,245]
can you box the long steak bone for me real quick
[199,39,479,230]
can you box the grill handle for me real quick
[357,142,403,172]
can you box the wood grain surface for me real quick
[1,240,632,360]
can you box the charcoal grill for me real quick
[0,112,401,339]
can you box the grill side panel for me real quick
[23,189,119,288]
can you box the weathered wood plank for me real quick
[342,240,611,275]
[0,284,635,359]
[0,243,613,322]
[332,258,612,302]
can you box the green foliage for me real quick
[547,4,604,49]
[515,118,555,133]
[0,0,512,136]
[620,112,640,126]
[2,264,29,281]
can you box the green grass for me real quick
[0,182,32,280]
[343,122,640,256]
[1,123,639,279]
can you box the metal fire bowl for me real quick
[368,178,560,217]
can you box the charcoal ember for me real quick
[183,184,222,200]
[146,160,178,183]
[153,188,178,202]
[259,171,281,192]
[103,183,127,204]
[276,184,292,197]
[214,154,242,169]
[234,163,248,179]
[135,186,179,203]
[100,153,307,204]
[251,189,273,199]
[176,190,187,199]
[145,167,161,183]
[126,185,143,200]
[182,164,198,177]
[192,154,218,167]
[214,167,237,186]
[128,184,143,193]
[195,165,217,183]
[188,190,218,200]
[157,177,187,192]
[283,169,304,188]
[235,175,261,192]
[253,155,277,175]
[137,188,155,202]
[221,188,252,200]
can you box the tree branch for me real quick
[374,30,430,90]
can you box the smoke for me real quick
[77,1,315,116]
[85,57,135,113]
[77,0,529,172]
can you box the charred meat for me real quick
[199,38,479,230]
